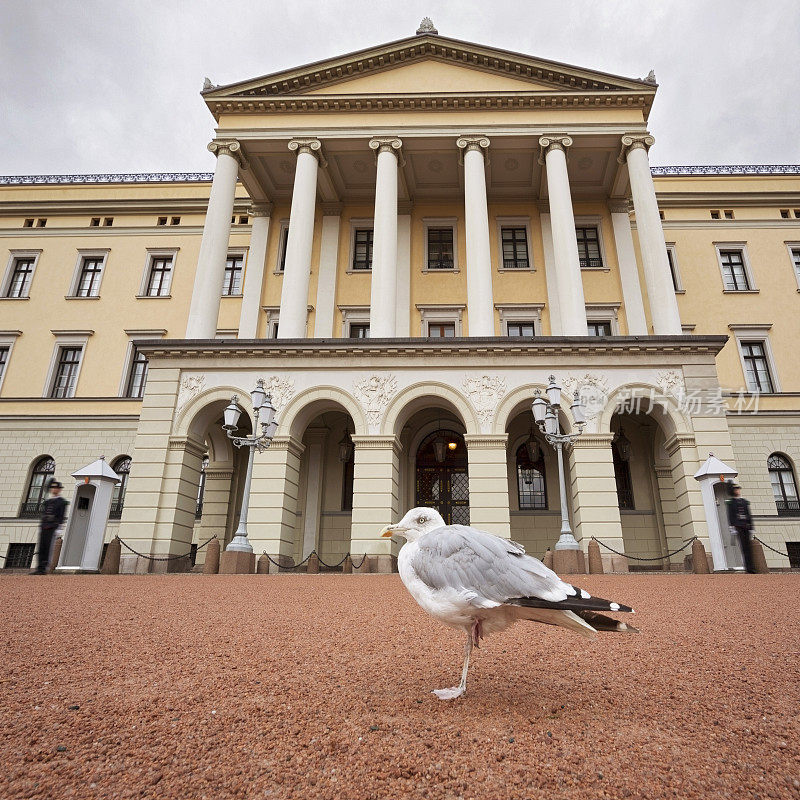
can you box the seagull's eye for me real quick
[417,516,427,525]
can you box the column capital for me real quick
[464,434,508,449]
[352,435,404,456]
[664,432,696,456]
[248,202,273,218]
[571,433,616,449]
[618,133,655,163]
[288,137,326,167]
[456,135,490,165]
[538,134,573,164]
[369,137,404,163]
[608,199,631,214]
[207,139,248,169]
[321,201,343,216]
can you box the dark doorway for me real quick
[415,429,469,525]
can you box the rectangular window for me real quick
[36,218,47,227]
[157,216,167,226]
[278,226,289,272]
[3,543,35,569]
[75,256,104,297]
[428,322,456,338]
[740,341,774,392]
[507,322,536,337]
[427,228,454,270]
[352,228,373,270]
[145,255,174,296]
[500,227,529,269]
[23,218,34,228]
[711,210,721,219]
[6,257,36,298]
[719,249,750,290]
[50,346,82,398]
[103,217,114,226]
[238,215,248,225]
[723,210,734,220]
[666,248,680,291]
[0,346,8,385]
[349,323,370,339]
[90,217,100,227]
[587,321,612,336]
[125,347,148,398]
[170,216,180,226]
[575,226,603,268]
[222,254,244,296]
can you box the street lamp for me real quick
[221,379,278,554]
[531,375,586,553]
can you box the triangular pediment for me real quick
[204,33,655,102]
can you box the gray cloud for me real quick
[1,0,798,175]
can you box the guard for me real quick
[33,480,68,575]
[726,482,756,574]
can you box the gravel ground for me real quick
[1,573,798,800]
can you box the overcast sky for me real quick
[1,0,798,175]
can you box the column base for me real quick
[219,550,256,574]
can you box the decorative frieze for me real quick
[265,376,296,414]
[176,375,207,413]
[656,369,686,400]
[562,373,611,420]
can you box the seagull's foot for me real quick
[432,686,466,700]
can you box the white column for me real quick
[301,429,327,558]
[539,210,562,335]
[395,206,412,337]
[457,136,495,336]
[609,200,648,335]
[538,136,587,336]
[621,134,682,335]
[238,203,272,339]
[369,137,402,338]
[186,140,243,339]
[278,138,322,339]
[313,205,342,338]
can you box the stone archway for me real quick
[414,428,469,525]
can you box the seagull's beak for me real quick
[380,524,406,538]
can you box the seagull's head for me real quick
[380,507,445,543]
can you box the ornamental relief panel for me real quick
[265,376,296,414]
[562,373,612,420]
[353,374,399,429]
[462,375,508,429]
[176,375,207,414]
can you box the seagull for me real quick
[381,507,638,700]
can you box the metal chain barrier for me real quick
[263,550,368,571]
[117,534,217,563]
[591,536,697,561]
[753,536,789,557]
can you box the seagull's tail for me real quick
[515,607,598,640]
[573,609,640,634]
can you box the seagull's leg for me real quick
[432,633,472,700]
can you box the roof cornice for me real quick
[134,335,728,360]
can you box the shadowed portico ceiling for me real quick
[242,134,624,203]
[202,33,656,119]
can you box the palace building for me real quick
[1,21,799,573]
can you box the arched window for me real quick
[516,443,547,510]
[195,456,209,519]
[768,453,799,515]
[21,456,55,518]
[110,456,131,519]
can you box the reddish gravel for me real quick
[1,573,798,800]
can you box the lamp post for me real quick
[532,375,586,561]
[220,379,278,565]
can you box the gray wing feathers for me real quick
[410,524,574,605]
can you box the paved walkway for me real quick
[1,573,797,799]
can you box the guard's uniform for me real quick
[36,495,67,574]
[727,496,755,574]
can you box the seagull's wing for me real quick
[410,524,633,614]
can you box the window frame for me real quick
[118,329,166,397]
[67,249,110,299]
[664,243,685,292]
[495,217,533,272]
[0,331,20,395]
[423,218,459,272]
[714,243,758,292]
[416,304,465,337]
[585,304,621,335]
[20,456,56,518]
[43,332,91,399]
[785,242,800,291]
[221,249,247,297]
[138,248,178,298]
[729,325,779,393]
[574,216,610,271]
[767,453,800,516]
[339,306,371,338]
[347,219,374,272]
[2,250,42,299]
[515,442,548,510]
[497,304,544,336]
[274,220,290,274]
